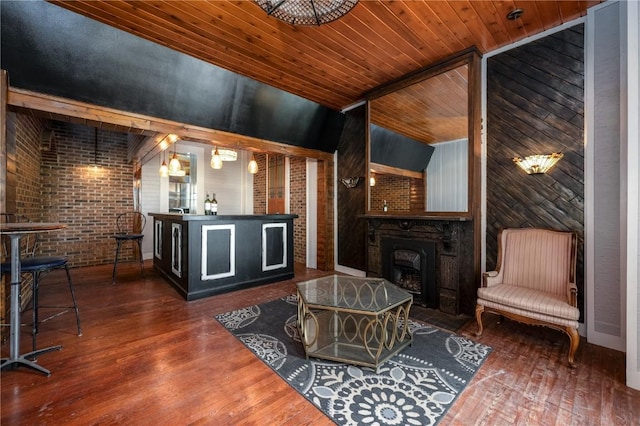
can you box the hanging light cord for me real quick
[94,127,98,165]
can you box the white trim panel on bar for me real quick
[171,222,182,278]
[262,223,287,271]
[201,224,236,280]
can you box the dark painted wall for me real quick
[0,1,344,153]
[370,125,434,172]
[486,25,585,316]
[337,106,367,271]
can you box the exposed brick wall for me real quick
[2,112,46,314]
[370,175,412,212]
[409,178,425,211]
[10,112,45,220]
[253,153,306,264]
[37,122,134,267]
[252,153,267,215]
[289,157,306,264]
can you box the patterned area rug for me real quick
[216,295,491,426]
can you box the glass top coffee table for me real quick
[296,275,413,371]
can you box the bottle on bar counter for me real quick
[383,200,388,212]
[204,193,212,215]
[211,193,218,215]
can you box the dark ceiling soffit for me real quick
[370,125,434,172]
[0,0,344,154]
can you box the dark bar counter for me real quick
[149,213,297,301]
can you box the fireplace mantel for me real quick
[361,213,471,221]
[364,216,476,316]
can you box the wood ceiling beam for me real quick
[7,87,334,164]
[370,162,423,180]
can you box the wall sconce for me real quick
[211,147,223,169]
[369,175,376,187]
[248,153,259,174]
[340,177,360,188]
[513,152,563,174]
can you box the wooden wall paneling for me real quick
[468,48,483,306]
[486,24,585,317]
[315,159,334,271]
[337,106,366,271]
[1,69,7,341]
[1,70,7,215]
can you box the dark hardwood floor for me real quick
[2,262,639,425]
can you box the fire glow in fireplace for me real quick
[382,238,437,308]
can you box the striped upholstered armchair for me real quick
[475,228,580,367]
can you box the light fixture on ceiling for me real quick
[248,153,259,174]
[93,127,99,169]
[218,148,238,162]
[169,151,182,174]
[159,149,169,177]
[253,0,358,26]
[211,147,223,169]
[513,152,563,174]
[507,8,524,20]
[168,151,185,176]
[168,136,183,175]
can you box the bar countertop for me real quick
[148,212,298,221]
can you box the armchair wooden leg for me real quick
[566,326,580,368]
[475,304,484,337]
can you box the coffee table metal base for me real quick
[297,290,412,372]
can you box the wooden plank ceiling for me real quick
[46,0,600,146]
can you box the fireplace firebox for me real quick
[382,238,436,308]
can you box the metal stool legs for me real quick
[31,265,82,356]
[112,237,144,284]
[112,239,122,284]
[137,238,144,275]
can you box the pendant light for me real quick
[211,147,223,169]
[169,142,182,174]
[93,127,99,168]
[248,153,258,174]
[159,149,169,177]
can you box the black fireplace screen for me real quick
[382,238,436,308]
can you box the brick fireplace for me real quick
[365,216,476,316]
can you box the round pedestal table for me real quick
[1,222,66,376]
